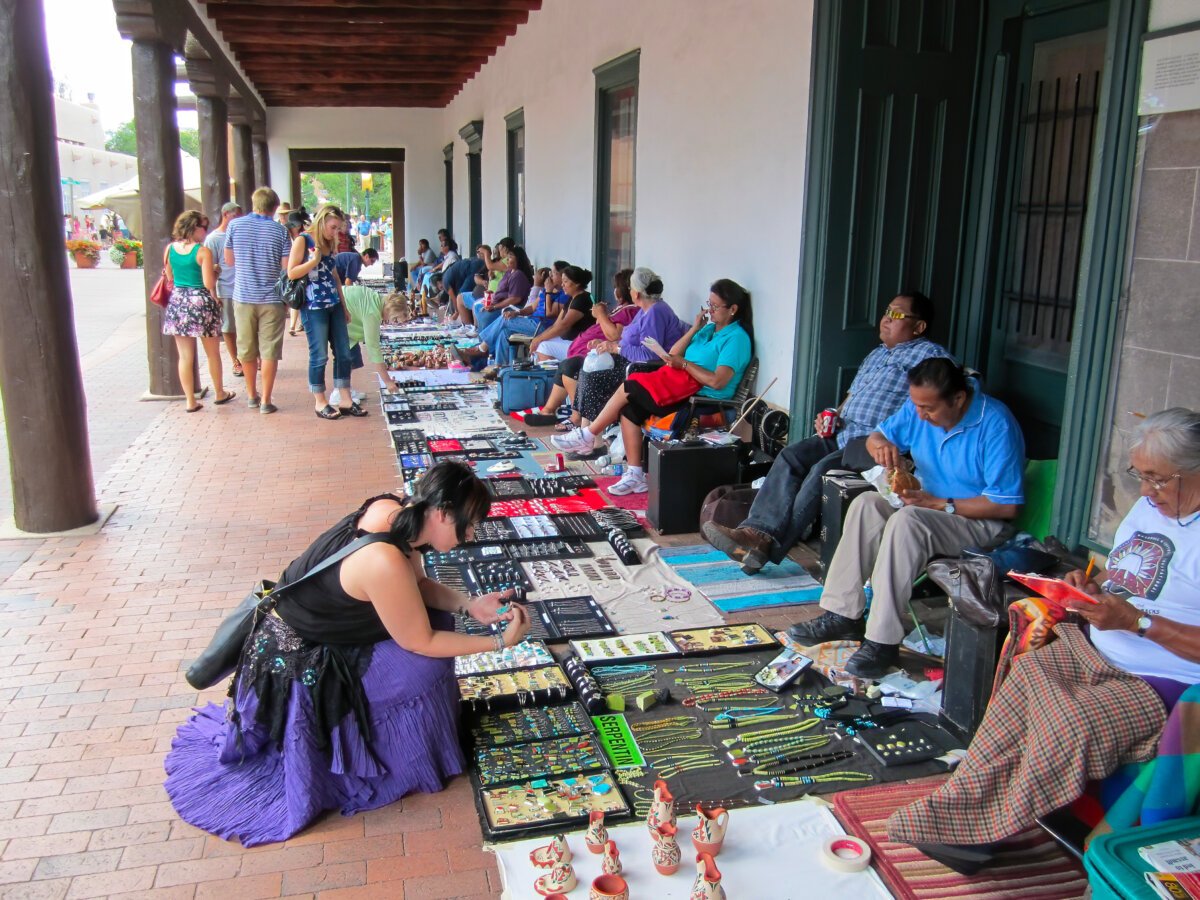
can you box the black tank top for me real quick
[274,493,406,645]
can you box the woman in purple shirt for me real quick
[572,267,687,426]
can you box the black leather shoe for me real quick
[786,610,865,646]
[844,639,900,679]
[911,842,994,876]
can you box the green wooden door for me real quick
[980,1,1108,459]
[807,0,980,408]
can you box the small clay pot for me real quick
[590,874,629,900]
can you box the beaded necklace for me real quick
[754,771,874,789]
[663,661,757,674]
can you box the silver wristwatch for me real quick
[943,499,956,515]
[1135,615,1152,637]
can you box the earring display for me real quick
[454,640,556,676]
[552,514,606,540]
[860,722,945,767]
[479,771,630,838]
[571,632,681,663]
[424,545,508,565]
[504,539,594,562]
[591,508,644,534]
[670,624,778,655]
[466,559,533,594]
[465,518,519,543]
[474,734,608,787]
[606,529,642,565]
[386,408,417,424]
[483,476,598,500]
[532,596,618,641]
[509,515,560,539]
[470,702,596,748]
[457,664,573,710]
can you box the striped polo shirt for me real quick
[225,213,289,304]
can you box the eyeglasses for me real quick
[882,308,919,321]
[1125,466,1181,492]
[707,302,731,312]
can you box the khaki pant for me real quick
[234,301,286,362]
[821,492,1011,644]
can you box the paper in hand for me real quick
[641,337,672,362]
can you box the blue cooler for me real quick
[1085,816,1200,899]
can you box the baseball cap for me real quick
[220,201,242,215]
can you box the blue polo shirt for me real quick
[334,251,362,283]
[683,322,752,401]
[878,387,1026,505]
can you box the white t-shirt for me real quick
[1092,497,1200,683]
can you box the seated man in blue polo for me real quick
[704,291,952,573]
[787,358,1026,678]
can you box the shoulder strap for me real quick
[273,532,392,598]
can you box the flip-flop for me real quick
[185,404,203,413]
[213,391,237,405]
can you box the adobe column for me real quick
[0,0,98,530]
[116,0,187,398]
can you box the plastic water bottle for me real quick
[863,580,874,611]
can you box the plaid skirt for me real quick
[887,623,1166,845]
[163,285,221,338]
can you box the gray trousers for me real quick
[821,493,1010,644]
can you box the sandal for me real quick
[315,405,342,420]
[185,404,203,413]
[339,403,370,417]
[213,391,237,405]
[554,421,577,433]
[232,364,244,377]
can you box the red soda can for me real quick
[816,408,839,439]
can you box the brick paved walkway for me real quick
[0,271,814,898]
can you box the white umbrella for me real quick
[77,154,205,239]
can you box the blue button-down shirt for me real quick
[878,387,1026,505]
[838,338,953,448]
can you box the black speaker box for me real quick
[646,441,740,534]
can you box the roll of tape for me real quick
[820,836,872,872]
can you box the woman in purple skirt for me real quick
[165,462,530,846]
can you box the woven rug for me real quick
[832,777,1088,900]
[593,475,650,510]
[658,544,822,612]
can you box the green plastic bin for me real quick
[1085,816,1200,900]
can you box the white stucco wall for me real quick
[265,107,446,254]
[263,0,814,394]
[438,0,814,394]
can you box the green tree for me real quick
[300,172,392,219]
[105,119,201,159]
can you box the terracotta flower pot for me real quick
[120,251,138,269]
[590,873,629,900]
[72,252,96,269]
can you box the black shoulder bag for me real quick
[185,533,391,690]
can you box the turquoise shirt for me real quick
[878,387,1026,505]
[684,321,752,400]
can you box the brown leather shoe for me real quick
[701,521,772,573]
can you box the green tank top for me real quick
[168,243,204,289]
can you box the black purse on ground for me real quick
[185,533,391,690]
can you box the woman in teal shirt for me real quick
[552,279,754,495]
[162,210,235,412]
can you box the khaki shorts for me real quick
[234,302,286,362]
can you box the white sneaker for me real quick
[351,390,367,403]
[608,470,648,495]
[550,427,596,453]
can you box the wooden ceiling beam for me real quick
[214,21,519,39]
[242,69,478,85]
[202,0,539,10]
[210,7,531,26]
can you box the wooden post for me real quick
[186,56,230,223]
[253,140,269,188]
[0,0,98,531]
[231,122,254,211]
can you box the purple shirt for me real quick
[620,300,688,362]
[494,268,533,302]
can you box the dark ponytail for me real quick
[388,461,491,550]
[710,278,755,356]
[563,265,593,289]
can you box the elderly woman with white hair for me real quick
[888,407,1200,872]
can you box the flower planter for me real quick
[120,251,139,269]
[73,252,97,269]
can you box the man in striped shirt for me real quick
[225,187,290,415]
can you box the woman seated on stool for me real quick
[164,461,531,846]
[552,279,754,495]
[888,407,1200,872]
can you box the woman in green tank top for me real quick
[163,210,234,412]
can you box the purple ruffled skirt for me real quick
[164,639,463,846]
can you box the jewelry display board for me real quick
[475,771,630,840]
[473,734,608,786]
[470,702,596,748]
[455,596,617,642]
[456,664,573,710]
[669,623,778,655]
[570,632,682,663]
[454,640,556,676]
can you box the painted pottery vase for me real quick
[530,833,572,869]
[585,810,608,854]
[590,873,630,900]
[690,851,726,900]
[691,804,730,856]
[652,821,682,875]
[602,839,622,875]
[534,862,576,897]
[646,778,677,833]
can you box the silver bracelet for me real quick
[493,631,504,652]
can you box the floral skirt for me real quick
[163,286,221,338]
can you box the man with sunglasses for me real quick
[704,291,951,574]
